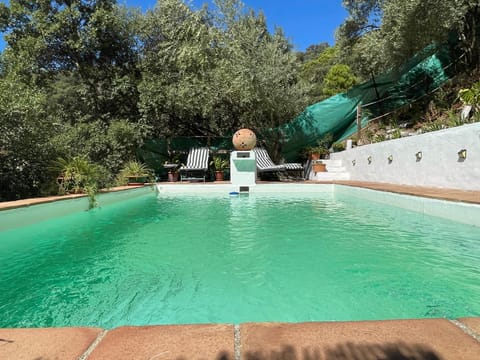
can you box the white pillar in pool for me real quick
[230,150,257,186]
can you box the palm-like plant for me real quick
[117,160,154,185]
[52,156,102,194]
[51,155,104,209]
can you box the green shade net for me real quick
[279,42,458,161]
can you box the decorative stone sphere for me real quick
[232,128,257,150]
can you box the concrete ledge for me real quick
[0,327,102,360]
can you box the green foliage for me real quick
[0,0,145,201]
[390,129,402,139]
[0,75,56,201]
[332,142,346,152]
[322,64,358,97]
[299,46,341,101]
[297,42,330,63]
[421,122,447,133]
[49,119,149,178]
[337,0,479,77]
[138,0,304,138]
[372,132,387,143]
[304,133,334,158]
[52,156,108,208]
[210,156,229,171]
[117,160,154,185]
[459,81,480,110]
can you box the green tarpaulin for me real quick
[279,43,458,161]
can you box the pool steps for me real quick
[309,159,350,181]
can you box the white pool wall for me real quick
[156,183,334,194]
[2,184,478,231]
[335,185,480,227]
[330,122,480,190]
[0,186,155,231]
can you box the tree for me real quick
[322,64,358,97]
[0,1,147,199]
[138,0,216,137]
[139,0,304,139]
[2,0,142,122]
[380,0,478,67]
[296,42,329,63]
[336,0,480,78]
[0,75,56,200]
[299,46,338,101]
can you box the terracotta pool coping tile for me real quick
[88,324,234,360]
[240,319,480,360]
[0,327,102,360]
[458,317,480,338]
[332,180,480,204]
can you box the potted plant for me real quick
[118,160,154,185]
[210,156,229,181]
[167,169,179,182]
[164,160,179,182]
[310,133,333,160]
[164,152,182,182]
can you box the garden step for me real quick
[309,172,350,181]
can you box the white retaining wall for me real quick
[330,122,480,190]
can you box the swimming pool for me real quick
[1,187,479,328]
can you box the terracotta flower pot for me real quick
[168,172,179,182]
[312,162,327,173]
[215,171,224,181]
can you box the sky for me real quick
[126,0,349,51]
[0,0,349,52]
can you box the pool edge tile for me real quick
[87,324,235,360]
[239,319,480,360]
[0,327,103,360]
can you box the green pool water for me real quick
[1,191,479,328]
